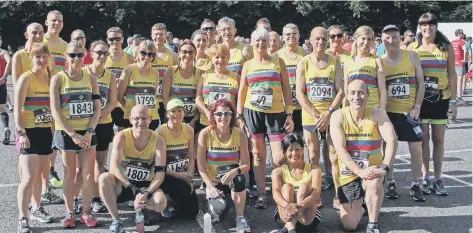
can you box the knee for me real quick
[281,183,294,194]
[272,154,285,167]
[231,174,246,193]
[98,172,115,188]
[329,152,339,165]
[431,135,444,147]
[152,191,167,212]
[365,177,383,191]
[342,221,359,232]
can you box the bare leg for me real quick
[251,136,267,194]
[339,199,363,231]
[17,154,39,218]
[421,123,431,179]
[61,151,77,213]
[431,124,446,179]
[304,129,320,166]
[278,183,296,231]
[232,190,247,216]
[364,177,385,223]
[78,148,96,214]
[98,173,122,219]
[295,183,318,225]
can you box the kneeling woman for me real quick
[197,99,251,233]
[156,99,199,219]
[271,133,322,233]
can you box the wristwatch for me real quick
[86,127,94,133]
[378,164,390,173]
[328,106,335,114]
[17,129,26,137]
[236,113,244,119]
[237,168,242,175]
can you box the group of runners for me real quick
[0,9,463,233]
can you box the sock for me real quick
[368,222,379,228]
[0,112,9,128]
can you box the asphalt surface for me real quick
[0,79,471,233]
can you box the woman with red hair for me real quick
[197,99,251,232]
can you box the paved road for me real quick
[0,81,471,233]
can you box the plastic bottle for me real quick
[204,212,212,233]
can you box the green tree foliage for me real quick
[0,1,471,50]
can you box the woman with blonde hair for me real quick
[15,43,54,232]
[344,26,386,109]
[118,40,160,130]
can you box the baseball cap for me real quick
[133,34,144,40]
[166,99,184,110]
[382,25,399,33]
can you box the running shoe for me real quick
[247,185,259,199]
[18,217,32,233]
[333,197,340,210]
[235,216,251,232]
[91,197,106,213]
[3,128,10,145]
[385,181,399,199]
[41,190,64,204]
[80,213,98,227]
[254,193,268,209]
[30,206,53,223]
[127,200,134,208]
[62,212,76,228]
[410,185,426,202]
[457,98,465,105]
[49,170,63,188]
[109,219,125,233]
[321,173,334,190]
[269,227,288,233]
[366,222,380,233]
[161,196,176,218]
[74,197,83,215]
[432,179,448,196]
[421,179,432,195]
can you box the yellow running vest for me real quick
[277,47,305,110]
[228,42,245,75]
[244,56,285,113]
[21,71,53,129]
[84,67,113,124]
[206,128,240,182]
[345,56,380,107]
[18,49,33,74]
[153,48,175,102]
[337,107,383,186]
[105,52,129,108]
[120,128,158,183]
[412,44,450,99]
[301,55,337,126]
[43,36,67,74]
[281,163,312,191]
[196,57,213,72]
[200,71,239,125]
[124,64,159,120]
[56,71,93,131]
[170,66,200,117]
[162,123,191,172]
[382,50,417,113]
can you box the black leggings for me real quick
[160,175,199,220]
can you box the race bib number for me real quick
[424,76,439,91]
[309,78,333,101]
[250,87,273,110]
[208,86,230,105]
[167,158,189,172]
[157,79,163,98]
[135,87,156,108]
[126,166,150,182]
[108,69,122,88]
[387,78,410,99]
[216,163,239,178]
[69,94,93,119]
[183,97,197,117]
[290,84,298,105]
[33,108,53,124]
[341,151,369,176]
[99,92,108,109]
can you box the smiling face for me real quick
[218,22,236,43]
[310,27,327,52]
[193,33,208,52]
[329,27,343,47]
[382,30,400,52]
[45,12,63,35]
[213,105,232,128]
[179,44,196,64]
[285,142,303,164]
[166,107,184,124]
[347,80,369,110]
[91,43,109,66]
[66,44,85,69]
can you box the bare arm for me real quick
[197,128,215,188]
[237,129,250,173]
[279,58,293,114]
[409,51,425,108]
[88,76,102,130]
[236,61,249,115]
[186,126,196,177]
[147,135,167,193]
[162,67,174,107]
[374,109,398,166]
[447,44,457,100]
[13,74,30,131]
[109,132,131,185]
[298,165,322,208]
[195,72,210,120]
[50,75,75,135]
[296,58,319,117]
[331,58,345,109]
[375,57,387,109]
[102,73,117,117]
[126,54,134,65]
[241,44,254,61]
[271,168,288,207]
[11,52,22,89]
[1,50,12,80]
[117,65,132,108]
[171,52,179,65]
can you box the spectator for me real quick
[256,17,271,31]
[375,36,386,56]
[124,34,143,55]
[165,31,179,53]
[451,29,467,103]
[302,39,312,52]
[400,29,415,49]
[342,32,352,51]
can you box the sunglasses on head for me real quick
[67,53,84,59]
[107,37,122,42]
[329,34,343,39]
[180,49,194,55]
[201,26,216,31]
[93,50,109,56]
[214,111,233,117]
[139,51,156,57]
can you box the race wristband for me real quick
[154,166,167,173]
[92,94,101,100]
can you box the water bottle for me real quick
[204,212,212,233]
[135,208,145,233]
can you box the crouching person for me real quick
[99,105,167,233]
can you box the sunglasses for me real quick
[93,50,109,56]
[329,34,343,39]
[139,51,156,57]
[406,34,415,37]
[107,37,122,42]
[73,37,85,41]
[180,50,195,55]
[67,53,85,59]
[214,111,233,117]
[201,26,216,31]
